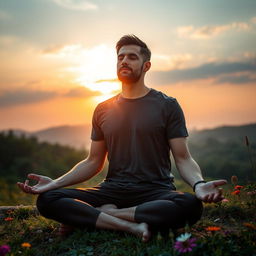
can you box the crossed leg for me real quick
[36,187,203,242]
[36,188,151,242]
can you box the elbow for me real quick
[86,157,105,173]
[174,153,192,165]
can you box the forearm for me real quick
[175,156,204,188]
[54,158,102,188]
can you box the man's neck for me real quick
[121,81,150,99]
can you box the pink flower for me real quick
[247,191,256,195]
[174,236,197,253]
[222,198,229,202]
[0,245,11,256]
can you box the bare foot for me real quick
[131,222,151,242]
[96,204,118,216]
[57,224,75,237]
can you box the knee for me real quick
[182,193,203,225]
[36,190,59,216]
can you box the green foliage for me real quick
[188,137,256,182]
[0,131,108,205]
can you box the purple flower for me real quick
[0,245,11,256]
[174,237,197,253]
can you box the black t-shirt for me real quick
[91,88,188,189]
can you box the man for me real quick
[17,35,227,242]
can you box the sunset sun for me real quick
[66,44,121,99]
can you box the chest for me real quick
[99,102,166,137]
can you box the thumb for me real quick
[211,179,228,187]
[27,173,42,181]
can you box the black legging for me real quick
[36,184,203,231]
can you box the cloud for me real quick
[64,86,101,97]
[0,88,58,107]
[177,19,254,39]
[251,17,256,24]
[0,10,11,20]
[148,60,256,85]
[215,74,256,85]
[52,0,98,11]
[42,44,66,54]
[95,78,119,83]
[151,54,192,71]
[0,86,100,107]
[0,35,17,47]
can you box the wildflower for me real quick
[205,226,221,231]
[0,245,11,256]
[247,191,256,196]
[243,222,256,230]
[231,175,238,185]
[176,232,191,242]
[221,198,229,202]
[234,185,244,190]
[4,217,13,221]
[232,190,240,195]
[174,234,197,253]
[21,243,31,248]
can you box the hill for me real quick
[189,123,256,145]
[1,124,92,150]
[1,122,255,149]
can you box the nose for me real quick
[121,56,129,66]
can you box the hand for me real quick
[17,173,57,194]
[195,180,227,203]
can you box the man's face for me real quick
[117,45,145,83]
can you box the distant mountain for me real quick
[2,123,255,149]
[1,124,92,150]
[189,123,256,145]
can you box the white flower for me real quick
[176,232,192,242]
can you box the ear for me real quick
[143,61,151,72]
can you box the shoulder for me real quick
[150,88,179,107]
[94,94,120,112]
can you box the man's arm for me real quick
[54,140,107,188]
[169,137,227,203]
[17,140,107,194]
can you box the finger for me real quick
[202,194,210,203]
[209,193,215,202]
[212,180,228,187]
[27,173,42,181]
[17,182,29,193]
[17,182,25,192]
[213,191,224,202]
[24,179,29,190]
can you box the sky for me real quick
[0,0,256,132]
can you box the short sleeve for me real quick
[166,99,189,139]
[91,105,104,141]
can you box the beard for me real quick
[117,65,144,83]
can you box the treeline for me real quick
[187,137,256,182]
[0,131,107,205]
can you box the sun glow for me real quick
[62,44,121,96]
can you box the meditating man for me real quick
[17,35,227,242]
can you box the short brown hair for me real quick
[116,34,151,61]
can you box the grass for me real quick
[0,182,256,256]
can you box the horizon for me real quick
[1,0,256,131]
[1,121,255,134]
